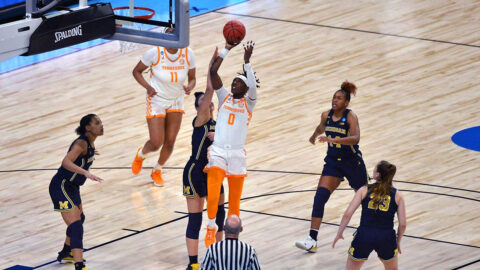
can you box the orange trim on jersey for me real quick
[203,165,227,174]
[185,47,190,66]
[166,109,185,113]
[218,94,230,111]
[163,48,183,63]
[243,99,252,116]
[146,96,153,115]
[146,114,166,119]
[152,46,161,67]
[226,173,248,178]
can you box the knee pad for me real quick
[312,187,331,218]
[186,212,202,239]
[68,220,84,249]
[81,213,85,224]
[216,204,225,232]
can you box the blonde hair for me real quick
[369,160,396,205]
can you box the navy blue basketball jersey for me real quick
[57,135,95,186]
[190,117,216,165]
[360,187,398,229]
[325,109,360,158]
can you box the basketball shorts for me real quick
[49,174,82,212]
[204,145,247,177]
[146,94,184,119]
[183,160,224,198]
[348,227,398,261]
[321,155,368,190]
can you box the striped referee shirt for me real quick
[202,238,261,270]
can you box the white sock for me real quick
[208,218,216,228]
[154,163,162,171]
[138,149,146,159]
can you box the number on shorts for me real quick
[170,72,178,82]
[367,194,391,212]
[228,113,235,125]
[327,135,341,148]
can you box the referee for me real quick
[202,215,261,270]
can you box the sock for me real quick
[309,229,318,241]
[206,168,225,219]
[189,255,198,264]
[154,163,162,171]
[138,148,146,159]
[208,218,216,228]
[227,177,244,216]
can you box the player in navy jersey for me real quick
[49,114,103,270]
[183,48,225,270]
[296,81,369,253]
[333,160,406,270]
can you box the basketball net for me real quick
[113,6,155,54]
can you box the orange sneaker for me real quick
[205,226,217,247]
[131,147,145,175]
[151,169,164,187]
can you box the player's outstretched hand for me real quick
[243,41,255,63]
[86,172,103,182]
[332,233,344,248]
[309,135,317,145]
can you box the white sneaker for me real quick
[295,236,318,253]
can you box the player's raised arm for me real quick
[210,42,237,90]
[244,41,258,110]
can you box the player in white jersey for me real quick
[131,28,196,187]
[204,41,258,247]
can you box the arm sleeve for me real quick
[244,63,257,111]
[215,86,228,104]
[187,47,196,69]
[140,47,158,66]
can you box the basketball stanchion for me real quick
[112,6,155,54]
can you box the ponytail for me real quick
[369,160,396,205]
[75,114,97,135]
[338,81,357,101]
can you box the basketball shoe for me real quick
[151,169,164,187]
[131,146,145,175]
[74,262,87,270]
[205,225,217,247]
[186,263,200,270]
[57,250,74,263]
[295,236,318,253]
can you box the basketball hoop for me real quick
[112,6,155,54]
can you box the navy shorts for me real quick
[321,154,368,190]
[183,160,224,198]
[49,174,82,212]
[349,227,398,261]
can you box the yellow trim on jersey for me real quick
[188,163,197,197]
[379,249,398,262]
[195,125,208,160]
[69,158,85,182]
[58,179,75,211]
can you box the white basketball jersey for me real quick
[214,89,252,150]
[141,47,195,100]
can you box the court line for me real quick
[31,214,189,269]
[1,166,478,194]
[212,11,480,49]
[235,208,480,250]
[452,258,480,269]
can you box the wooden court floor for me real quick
[1,0,479,269]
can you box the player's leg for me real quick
[132,115,165,175]
[226,176,244,217]
[185,195,204,269]
[343,155,368,192]
[61,206,84,268]
[295,167,342,252]
[345,257,365,270]
[215,186,225,242]
[152,111,182,186]
[205,167,225,247]
[376,230,399,270]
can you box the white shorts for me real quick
[204,145,247,177]
[146,94,184,119]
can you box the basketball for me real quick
[223,20,246,45]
